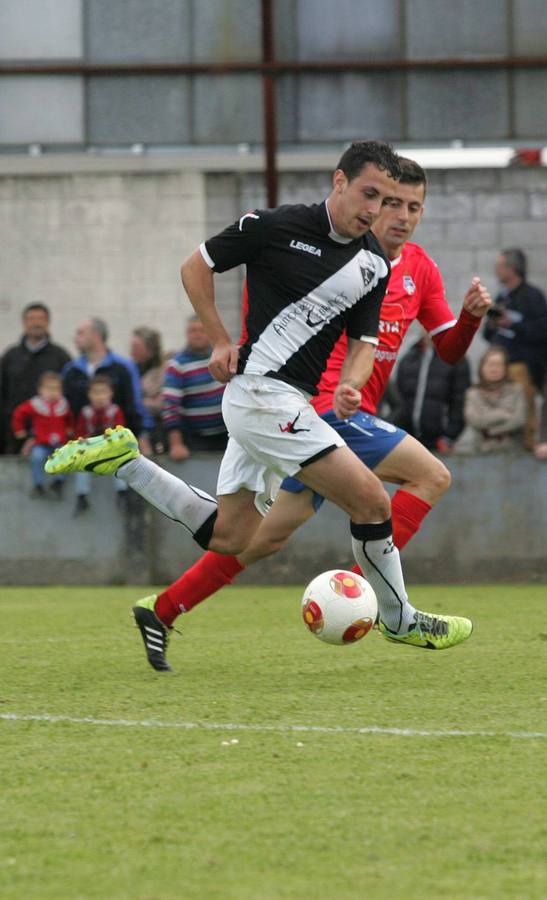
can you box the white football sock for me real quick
[350,521,416,633]
[117,456,217,539]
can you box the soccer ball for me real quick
[301,570,378,646]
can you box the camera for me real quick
[486,306,504,321]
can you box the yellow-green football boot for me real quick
[379,610,473,650]
[44,425,139,476]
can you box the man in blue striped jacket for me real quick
[162,315,228,461]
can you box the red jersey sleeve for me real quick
[239,281,249,345]
[433,308,481,363]
[417,256,480,363]
[416,258,456,337]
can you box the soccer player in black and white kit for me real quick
[46,141,472,670]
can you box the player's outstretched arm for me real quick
[434,277,492,364]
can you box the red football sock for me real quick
[154,552,244,626]
[390,489,432,550]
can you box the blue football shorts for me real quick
[280,408,407,511]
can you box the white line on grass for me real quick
[1,712,545,739]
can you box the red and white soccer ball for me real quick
[301,570,378,646]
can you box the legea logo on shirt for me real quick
[289,239,322,257]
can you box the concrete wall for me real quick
[1,454,545,586]
[2,158,547,369]
[0,166,207,359]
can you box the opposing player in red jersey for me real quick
[127,157,492,669]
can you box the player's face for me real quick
[372,181,425,256]
[329,163,398,239]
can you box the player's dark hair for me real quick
[38,370,61,387]
[336,140,401,182]
[88,373,113,390]
[398,157,428,196]
[501,248,527,279]
[23,302,50,319]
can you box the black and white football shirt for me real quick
[200,201,389,395]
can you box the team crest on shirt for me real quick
[360,265,375,287]
[403,274,416,295]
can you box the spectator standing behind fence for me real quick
[1,303,71,453]
[393,332,470,452]
[162,315,228,461]
[453,348,526,454]
[534,373,547,461]
[62,317,143,440]
[72,374,127,516]
[130,326,166,455]
[11,370,74,498]
[483,248,547,449]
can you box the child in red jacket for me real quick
[11,370,74,498]
[73,374,126,515]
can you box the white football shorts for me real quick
[216,374,346,513]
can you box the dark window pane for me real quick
[513,0,547,55]
[406,0,508,58]
[193,0,261,62]
[298,73,403,142]
[193,75,262,144]
[87,76,190,144]
[85,0,190,62]
[407,70,509,140]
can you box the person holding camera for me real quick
[483,248,547,449]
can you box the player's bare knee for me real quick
[428,459,451,500]
[208,521,251,556]
[209,534,248,555]
[350,484,391,523]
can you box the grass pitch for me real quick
[1,584,546,900]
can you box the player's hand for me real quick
[209,341,239,383]
[534,442,547,460]
[333,382,361,419]
[463,277,492,318]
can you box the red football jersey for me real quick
[312,242,457,415]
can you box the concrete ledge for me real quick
[0,453,545,585]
